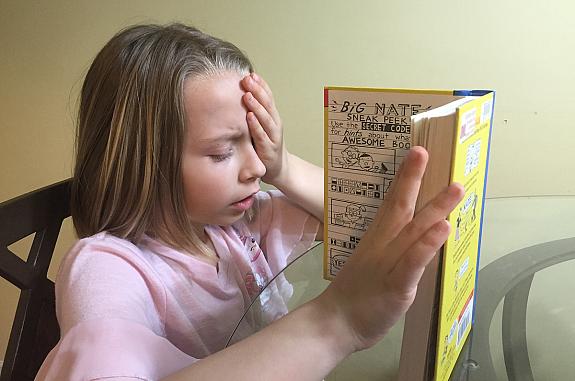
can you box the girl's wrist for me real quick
[263,151,292,190]
[306,289,361,359]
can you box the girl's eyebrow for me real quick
[199,130,243,145]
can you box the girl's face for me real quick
[181,71,266,227]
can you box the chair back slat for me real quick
[0,247,33,289]
[0,181,70,245]
[29,223,63,277]
[4,282,60,381]
[0,179,71,381]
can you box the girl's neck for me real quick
[148,224,218,264]
[198,225,218,262]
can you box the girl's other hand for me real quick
[316,147,465,353]
[241,73,288,185]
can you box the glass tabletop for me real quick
[227,196,575,380]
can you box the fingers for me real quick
[243,90,279,141]
[246,111,273,150]
[384,182,464,269]
[369,147,428,244]
[386,219,451,292]
[242,73,281,132]
[240,73,287,183]
[250,73,273,100]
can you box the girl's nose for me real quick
[240,144,266,182]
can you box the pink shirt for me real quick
[35,190,320,381]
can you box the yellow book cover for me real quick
[434,94,494,381]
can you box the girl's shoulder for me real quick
[64,232,145,264]
[54,232,168,340]
[57,232,160,286]
[75,231,141,251]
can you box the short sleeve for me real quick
[246,190,320,276]
[35,235,196,381]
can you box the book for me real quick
[323,87,495,381]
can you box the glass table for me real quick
[228,196,575,380]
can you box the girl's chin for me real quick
[212,210,248,226]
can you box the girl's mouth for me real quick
[231,194,255,211]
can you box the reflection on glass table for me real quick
[226,241,405,380]
[451,236,575,381]
[228,196,575,381]
[225,242,327,347]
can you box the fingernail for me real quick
[435,220,450,233]
[406,147,419,162]
[251,72,259,82]
[447,183,464,196]
[406,149,414,161]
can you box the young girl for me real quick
[36,23,464,381]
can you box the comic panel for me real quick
[330,143,398,177]
[327,174,391,201]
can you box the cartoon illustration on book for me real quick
[453,270,457,293]
[331,143,397,176]
[329,249,349,274]
[440,335,449,365]
[453,190,479,244]
[471,193,478,221]
[358,153,388,173]
[332,203,371,230]
[455,213,462,242]
[334,145,360,168]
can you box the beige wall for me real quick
[1,0,574,375]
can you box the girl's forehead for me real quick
[184,71,245,110]
[185,70,245,93]
[183,71,249,140]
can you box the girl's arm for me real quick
[241,74,324,235]
[164,147,464,381]
[164,297,348,381]
[267,152,324,224]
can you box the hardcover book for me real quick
[323,87,495,381]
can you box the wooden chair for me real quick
[0,180,71,381]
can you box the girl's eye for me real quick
[210,152,233,162]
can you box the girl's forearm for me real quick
[272,153,324,224]
[163,296,352,381]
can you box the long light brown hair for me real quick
[71,23,253,256]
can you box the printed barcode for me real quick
[456,299,473,347]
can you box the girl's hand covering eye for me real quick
[241,73,288,186]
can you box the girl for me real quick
[36,23,463,381]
